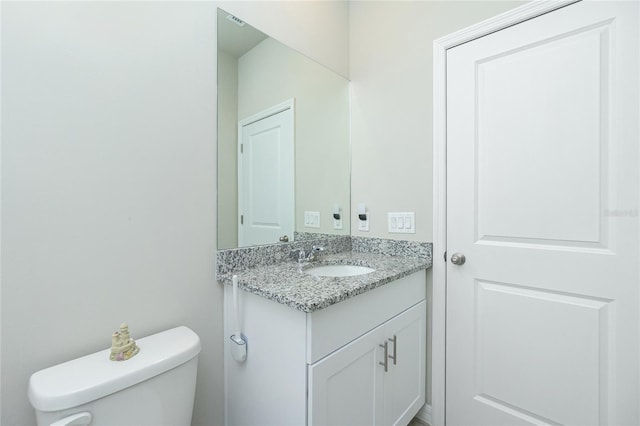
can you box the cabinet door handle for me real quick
[388,335,397,365]
[379,341,388,372]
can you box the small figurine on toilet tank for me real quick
[110,323,140,361]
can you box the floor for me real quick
[408,416,429,426]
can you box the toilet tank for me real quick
[28,326,201,426]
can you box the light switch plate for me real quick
[358,217,369,231]
[333,217,343,230]
[388,212,415,233]
[304,211,320,228]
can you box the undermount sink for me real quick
[306,264,375,277]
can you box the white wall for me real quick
[349,0,526,412]
[1,2,349,425]
[1,3,220,425]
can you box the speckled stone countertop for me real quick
[218,251,431,313]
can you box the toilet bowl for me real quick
[28,326,201,426]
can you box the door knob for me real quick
[450,253,466,265]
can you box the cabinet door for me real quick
[308,325,386,425]
[384,301,426,426]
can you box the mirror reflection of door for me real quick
[238,100,294,247]
[217,8,350,250]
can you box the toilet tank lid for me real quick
[28,326,201,412]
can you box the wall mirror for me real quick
[217,8,351,249]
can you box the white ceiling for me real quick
[217,8,268,59]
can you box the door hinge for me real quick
[444,251,447,262]
[240,144,243,154]
[240,215,244,225]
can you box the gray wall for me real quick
[217,49,239,250]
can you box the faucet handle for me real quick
[310,246,325,261]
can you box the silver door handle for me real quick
[388,335,397,365]
[379,341,389,372]
[450,252,466,265]
[279,235,289,242]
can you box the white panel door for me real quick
[446,1,639,425]
[238,106,294,246]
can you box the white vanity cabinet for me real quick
[308,301,426,426]
[224,270,426,426]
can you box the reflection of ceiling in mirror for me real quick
[217,9,268,59]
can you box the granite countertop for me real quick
[218,251,431,313]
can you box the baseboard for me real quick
[415,404,432,426]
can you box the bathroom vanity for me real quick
[222,250,428,426]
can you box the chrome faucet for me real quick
[309,245,325,261]
[292,246,325,264]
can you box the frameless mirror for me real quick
[217,8,350,249]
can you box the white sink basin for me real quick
[306,264,375,277]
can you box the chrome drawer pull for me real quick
[388,335,397,365]
[379,341,389,372]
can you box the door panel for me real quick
[446,1,638,425]
[476,22,607,246]
[239,107,294,246]
[476,281,609,425]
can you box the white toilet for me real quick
[28,326,201,426]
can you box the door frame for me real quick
[431,2,579,424]
[237,98,295,247]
